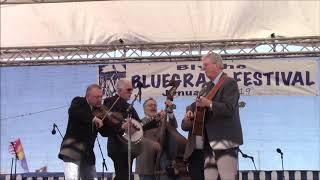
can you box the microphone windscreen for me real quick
[51,124,56,135]
[242,154,248,158]
[276,148,282,153]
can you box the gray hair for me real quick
[202,52,224,69]
[85,84,101,97]
[115,78,131,93]
[143,97,156,108]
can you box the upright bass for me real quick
[156,80,190,180]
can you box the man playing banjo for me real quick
[101,78,160,180]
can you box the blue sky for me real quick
[0,63,319,173]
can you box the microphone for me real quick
[51,123,63,139]
[239,101,246,108]
[242,153,254,160]
[276,148,283,155]
[276,148,285,178]
[239,149,254,160]
[51,123,56,135]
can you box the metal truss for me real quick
[1,36,319,67]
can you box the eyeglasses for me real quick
[125,88,133,92]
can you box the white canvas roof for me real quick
[1,1,319,47]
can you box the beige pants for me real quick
[64,161,97,180]
[203,148,238,180]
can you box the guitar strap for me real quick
[205,74,228,100]
[190,74,228,138]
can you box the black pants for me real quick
[110,153,134,180]
[189,149,204,180]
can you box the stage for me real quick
[1,170,320,180]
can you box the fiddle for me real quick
[92,104,142,136]
[92,105,125,128]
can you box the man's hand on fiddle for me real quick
[93,116,103,128]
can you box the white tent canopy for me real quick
[1,1,320,47]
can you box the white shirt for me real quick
[213,71,223,85]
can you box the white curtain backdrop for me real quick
[1,1,320,46]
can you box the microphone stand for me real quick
[96,136,108,180]
[126,93,139,180]
[279,152,284,180]
[52,123,63,139]
[238,149,257,170]
[14,157,17,180]
[10,158,13,180]
[53,123,109,180]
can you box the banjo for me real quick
[120,114,162,144]
[93,102,162,145]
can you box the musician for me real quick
[135,98,177,180]
[186,52,243,180]
[58,84,104,180]
[102,78,141,180]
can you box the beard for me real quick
[145,110,157,117]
